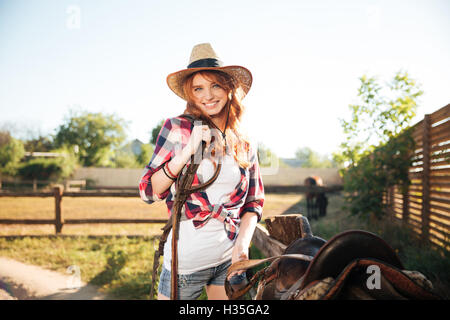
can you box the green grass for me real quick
[0,235,156,299]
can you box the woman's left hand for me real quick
[228,243,249,280]
[227,212,258,280]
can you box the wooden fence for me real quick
[0,186,167,234]
[0,185,297,257]
[385,103,450,249]
[0,185,339,235]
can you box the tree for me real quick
[150,119,165,145]
[54,110,127,167]
[334,70,423,219]
[111,150,139,168]
[0,131,25,176]
[23,135,54,152]
[17,158,63,181]
[295,147,336,168]
[136,143,154,167]
[334,70,422,167]
[16,146,78,182]
[257,143,288,168]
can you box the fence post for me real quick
[54,185,64,234]
[421,114,431,243]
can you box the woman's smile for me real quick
[203,101,220,108]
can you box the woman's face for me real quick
[190,73,229,117]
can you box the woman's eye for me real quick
[194,87,202,92]
[212,84,221,89]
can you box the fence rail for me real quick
[0,184,341,235]
[0,186,298,256]
[385,103,450,249]
[0,186,167,234]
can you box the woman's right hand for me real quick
[186,124,211,156]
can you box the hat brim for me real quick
[166,65,252,101]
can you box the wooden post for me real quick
[265,214,312,246]
[252,224,286,257]
[54,185,64,234]
[421,114,431,243]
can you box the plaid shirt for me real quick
[139,116,264,240]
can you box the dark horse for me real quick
[304,176,325,220]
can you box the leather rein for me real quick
[150,114,222,300]
[224,253,314,300]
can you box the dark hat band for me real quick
[187,58,223,69]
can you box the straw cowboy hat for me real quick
[166,43,253,101]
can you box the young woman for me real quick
[139,43,264,300]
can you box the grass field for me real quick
[0,192,448,299]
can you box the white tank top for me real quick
[163,154,241,274]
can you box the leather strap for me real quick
[148,114,222,300]
[225,253,314,300]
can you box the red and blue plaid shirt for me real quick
[139,116,264,240]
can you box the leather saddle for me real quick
[256,234,326,300]
[284,230,440,300]
[226,220,441,300]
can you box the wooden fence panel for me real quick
[0,187,167,234]
[388,104,450,250]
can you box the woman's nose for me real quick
[203,88,214,100]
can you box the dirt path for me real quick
[0,257,109,300]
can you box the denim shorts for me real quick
[158,259,247,300]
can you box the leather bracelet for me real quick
[162,163,177,181]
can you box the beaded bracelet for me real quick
[165,162,178,179]
[162,165,176,181]
[162,162,177,181]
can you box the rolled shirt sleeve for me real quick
[139,117,188,203]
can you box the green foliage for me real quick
[23,135,54,152]
[136,143,154,167]
[150,119,165,145]
[110,142,154,168]
[17,158,63,180]
[52,146,79,177]
[111,150,139,168]
[295,147,337,168]
[257,143,286,168]
[17,146,78,181]
[54,110,127,167]
[335,71,422,219]
[0,131,25,175]
[17,158,71,181]
[334,71,422,167]
[343,131,415,219]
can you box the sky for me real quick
[0,0,449,159]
